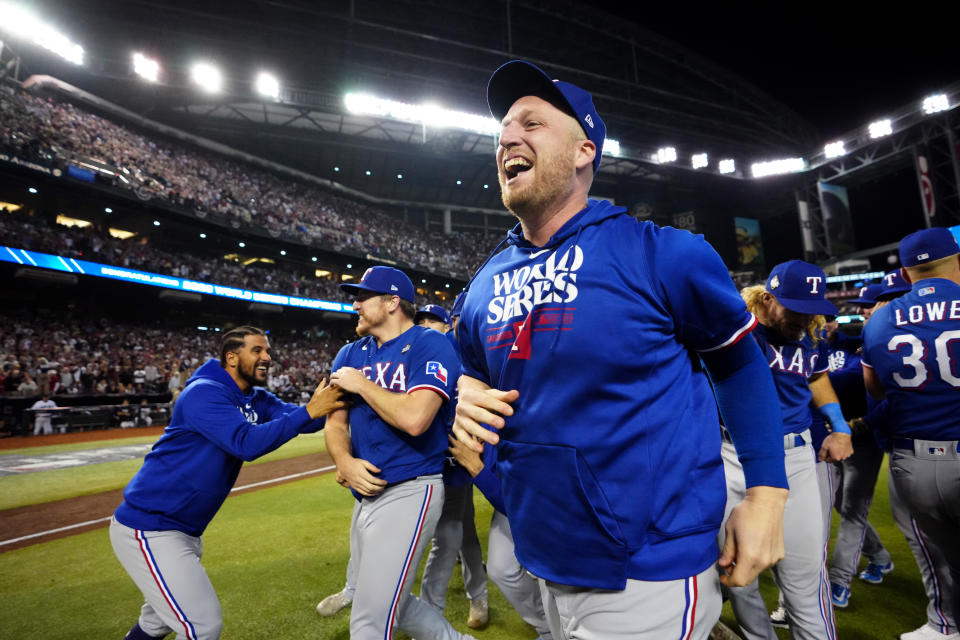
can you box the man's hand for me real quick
[452,377,519,452]
[306,377,346,419]
[718,486,788,587]
[819,432,853,463]
[329,367,370,395]
[448,434,484,477]
[336,456,387,496]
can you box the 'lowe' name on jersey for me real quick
[487,245,582,323]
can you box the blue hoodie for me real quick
[115,358,323,536]
[458,199,759,589]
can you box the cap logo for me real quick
[918,252,930,260]
[390,284,398,291]
[584,114,594,129]
[361,267,373,282]
[769,275,780,289]
[806,276,822,294]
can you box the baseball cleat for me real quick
[830,582,851,608]
[316,589,352,616]
[769,605,788,629]
[900,624,960,639]
[466,595,489,629]
[859,561,894,584]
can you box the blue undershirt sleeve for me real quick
[701,336,788,489]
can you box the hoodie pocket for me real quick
[498,440,629,590]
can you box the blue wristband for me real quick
[820,402,851,435]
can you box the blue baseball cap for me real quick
[876,269,912,301]
[765,260,837,316]
[450,292,466,318]
[899,227,960,267]
[848,283,884,306]
[415,304,451,326]
[487,60,606,173]
[339,266,415,303]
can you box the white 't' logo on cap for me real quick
[584,114,594,129]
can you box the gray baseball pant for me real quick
[829,437,892,588]
[537,563,720,640]
[487,510,553,639]
[349,475,470,640]
[110,517,223,640]
[890,439,960,635]
[420,483,488,610]
[721,437,837,640]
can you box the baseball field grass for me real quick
[0,432,939,639]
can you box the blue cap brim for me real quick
[774,295,838,316]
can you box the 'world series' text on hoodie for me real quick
[115,358,324,536]
[458,198,758,589]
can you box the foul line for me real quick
[0,465,336,548]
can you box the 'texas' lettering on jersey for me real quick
[358,361,408,391]
[486,245,583,323]
[766,344,821,378]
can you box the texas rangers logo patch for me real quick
[769,275,780,290]
[919,286,935,297]
[426,361,448,384]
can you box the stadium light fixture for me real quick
[868,118,892,139]
[922,94,949,114]
[365,170,371,176]
[333,166,340,172]
[456,180,462,185]
[104,207,113,213]
[656,147,677,164]
[311,256,317,262]
[0,3,84,65]
[191,62,223,93]
[604,139,621,156]
[824,141,846,158]
[421,278,427,284]
[691,153,708,170]
[200,233,206,239]
[28,187,38,194]
[718,159,736,175]
[152,220,160,226]
[280,250,286,256]
[132,52,159,82]
[255,72,280,100]
[750,157,806,178]
[445,283,450,288]
[396,174,403,180]
[239,242,246,248]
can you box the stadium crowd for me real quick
[0,312,355,402]
[0,87,499,279]
[0,209,453,307]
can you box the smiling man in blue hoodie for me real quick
[452,60,791,640]
[110,325,345,640]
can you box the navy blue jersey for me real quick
[332,325,458,484]
[753,323,829,436]
[861,278,960,440]
[458,199,756,587]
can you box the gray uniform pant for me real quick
[420,483,488,610]
[828,437,892,588]
[33,417,53,435]
[890,440,960,635]
[110,517,223,640]
[349,475,468,640]
[538,563,721,640]
[486,510,553,639]
[721,439,837,640]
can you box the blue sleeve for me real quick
[653,228,757,352]
[407,331,458,402]
[702,336,788,489]
[473,466,506,513]
[180,383,312,462]
[457,295,492,384]
[256,390,325,433]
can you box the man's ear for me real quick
[575,139,596,172]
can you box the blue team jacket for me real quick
[115,359,322,536]
[459,199,758,588]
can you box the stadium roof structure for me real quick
[4,0,820,218]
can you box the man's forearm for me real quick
[354,379,439,436]
[324,410,353,465]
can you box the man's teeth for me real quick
[504,157,532,171]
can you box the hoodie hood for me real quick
[505,198,627,250]
[186,358,253,402]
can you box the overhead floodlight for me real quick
[255,72,280,100]
[922,94,949,115]
[750,157,805,178]
[191,62,223,93]
[868,118,892,139]
[691,153,708,169]
[718,159,736,175]
[132,52,159,82]
[824,141,846,158]
[603,139,621,156]
[345,93,499,136]
[0,3,84,65]
[656,147,677,164]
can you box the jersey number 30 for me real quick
[887,330,960,388]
